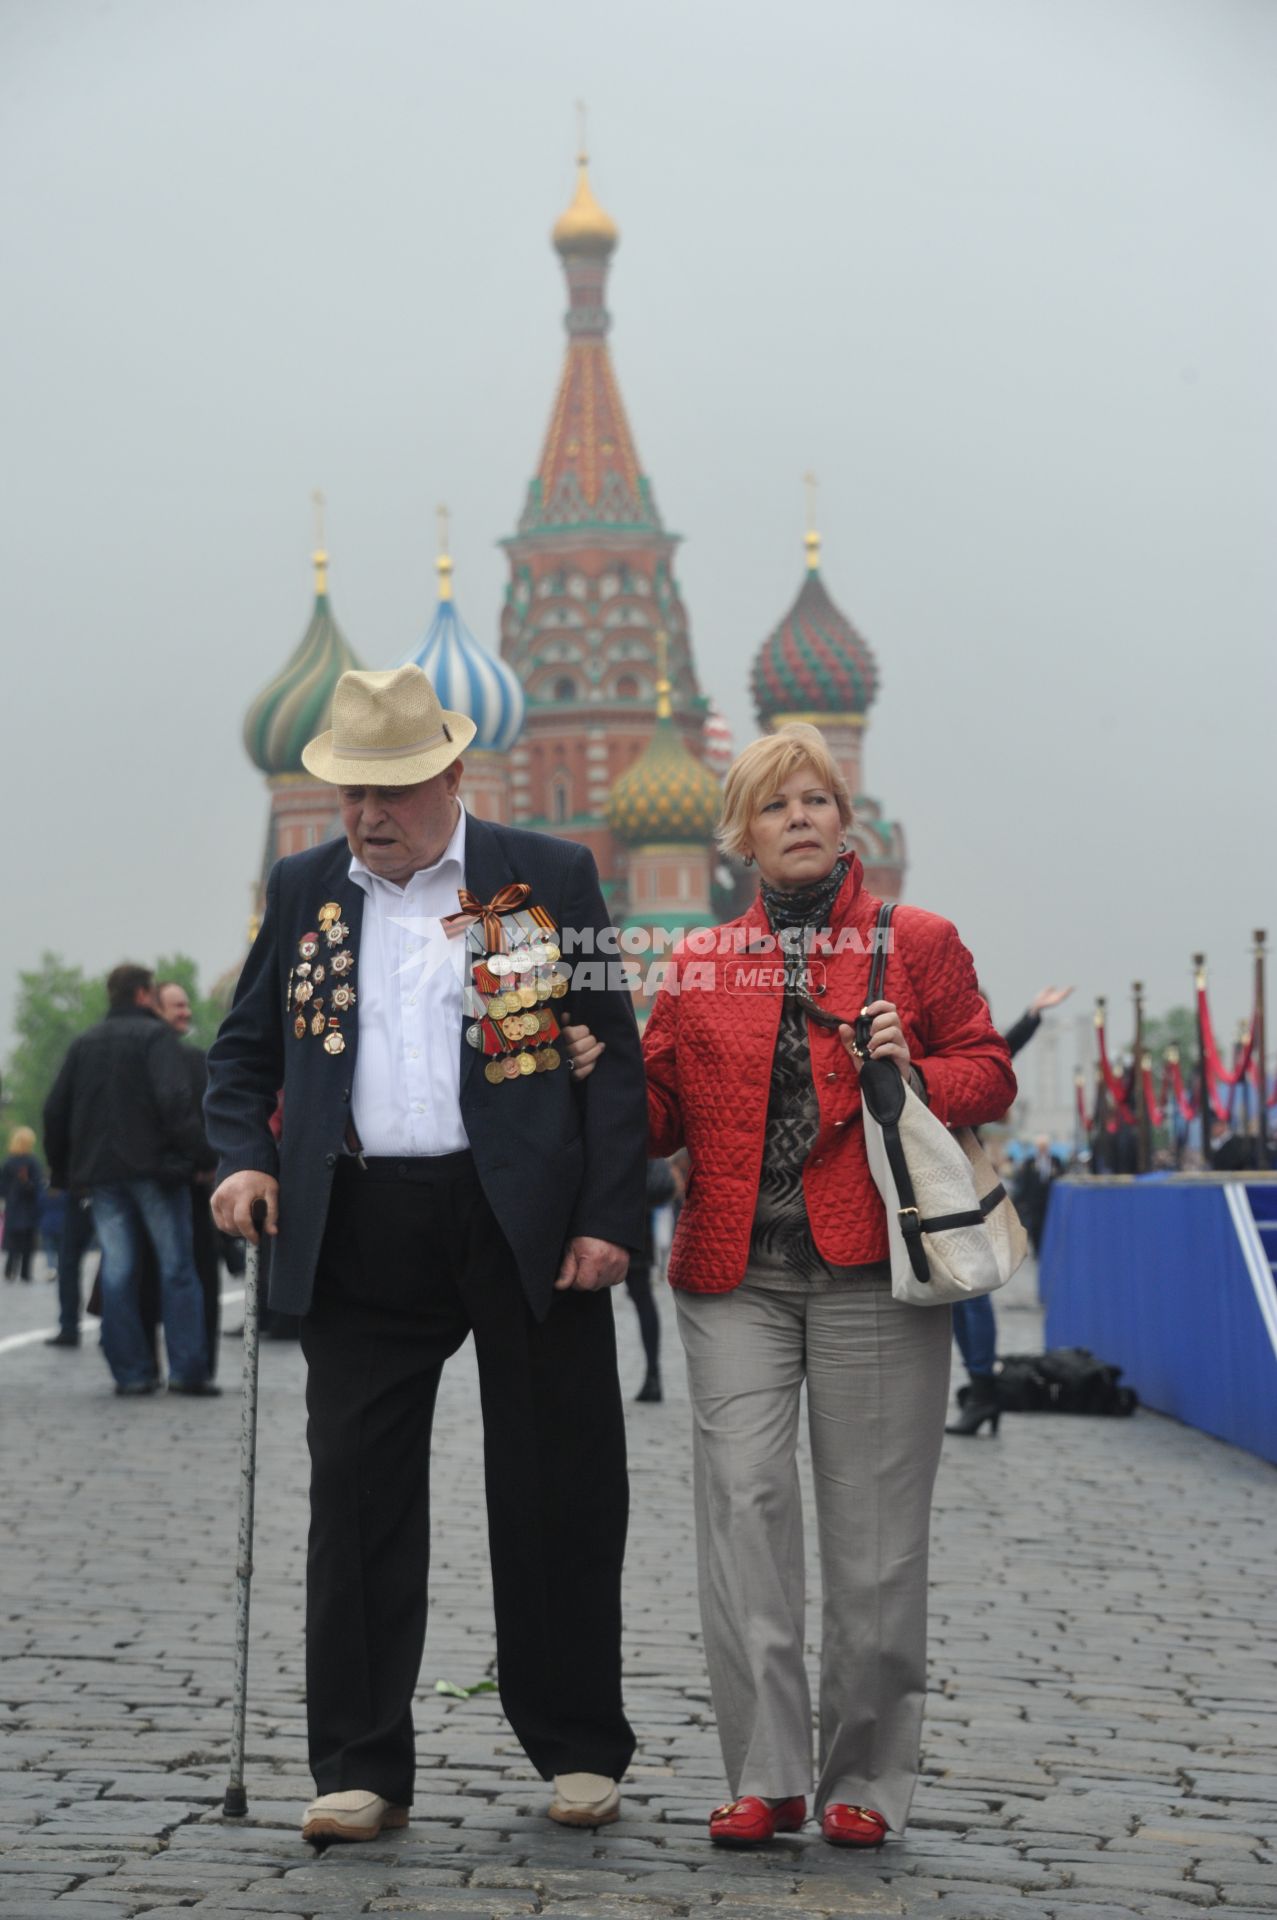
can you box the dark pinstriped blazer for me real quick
[205,813,648,1318]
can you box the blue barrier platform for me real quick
[1040,1174,1277,1465]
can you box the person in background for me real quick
[1013,1133,1065,1254]
[2,1127,44,1282]
[45,1192,96,1349]
[156,981,222,1375]
[43,963,214,1397]
[947,984,1073,1437]
[626,1157,676,1403]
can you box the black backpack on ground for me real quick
[958,1347,1138,1416]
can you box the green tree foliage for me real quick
[2,954,105,1141]
[1142,1004,1197,1062]
[2,951,223,1143]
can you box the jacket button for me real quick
[825,1070,838,1082]
[813,1155,824,1167]
[325,1152,336,1169]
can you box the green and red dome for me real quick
[751,551,879,725]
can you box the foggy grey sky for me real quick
[2,0,1273,1087]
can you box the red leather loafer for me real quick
[709,1794,806,1847]
[822,1803,888,1847]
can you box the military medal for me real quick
[331,984,355,1011]
[311,1010,325,1037]
[518,1051,537,1076]
[331,951,353,975]
[318,902,341,928]
[325,921,349,947]
[501,1057,521,1080]
[294,980,313,1005]
[465,1023,484,1050]
[312,964,325,984]
[294,1013,306,1039]
[296,961,311,979]
[543,1047,561,1071]
[323,1031,346,1055]
[299,933,320,961]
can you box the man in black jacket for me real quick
[206,666,648,1845]
[43,964,214,1396]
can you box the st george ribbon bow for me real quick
[445,883,533,952]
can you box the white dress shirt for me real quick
[348,803,470,1158]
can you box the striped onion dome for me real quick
[243,547,363,775]
[403,551,524,752]
[608,680,721,847]
[702,701,735,780]
[751,531,879,725]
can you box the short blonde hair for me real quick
[8,1126,36,1155]
[716,723,852,861]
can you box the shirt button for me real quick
[413,1102,425,1114]
[324,1152,336,1169]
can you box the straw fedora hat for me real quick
[301,666,477,786]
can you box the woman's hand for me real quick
[560,1021,605,1081]
[838,999,911,1079]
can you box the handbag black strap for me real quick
[853,901,895,1061]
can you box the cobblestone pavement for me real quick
[2,1259,1275,1920]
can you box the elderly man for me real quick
[206,666,647,1845]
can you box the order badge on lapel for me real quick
[290,905,355,1055]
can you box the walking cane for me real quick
[223,1199,267,1818]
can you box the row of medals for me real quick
[466,925,571,1085]
[287,901,354,1055]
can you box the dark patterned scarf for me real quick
[749,858,850,1282]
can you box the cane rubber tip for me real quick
[223,1786,248,1818]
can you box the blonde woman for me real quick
[2,1127,44,1283]
[569,723,1015,1847]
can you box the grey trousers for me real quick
[675,1279,951,1831]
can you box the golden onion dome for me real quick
[607,654,721,847]
[552,153,619,258]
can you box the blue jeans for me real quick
[952,1295,997,1378]
[90,1179,209,1387]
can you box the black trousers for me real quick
[299,1153,635,1806]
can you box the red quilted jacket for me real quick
[643,857,1016,1294]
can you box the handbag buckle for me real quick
[898,1206,922,1234]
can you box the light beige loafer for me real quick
[548,1771,621,1827]
[301,1789,409,1843]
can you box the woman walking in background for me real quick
[639,724,1015,1850]
[2,1127,44,1282]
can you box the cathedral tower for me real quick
[501,144,708,908]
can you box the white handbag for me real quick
[821,903,1027,1307]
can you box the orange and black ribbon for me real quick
[448,882,533,952]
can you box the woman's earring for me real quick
[742,852,754,868]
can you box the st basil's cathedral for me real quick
[241,148,907,956]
